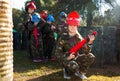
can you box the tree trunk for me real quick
[87,12,93,27]
[0,0,13,81]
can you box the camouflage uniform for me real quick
[29,31,43,60]
[23,13,45,60]
[41,23,56,60]
[23,13,33,58]
[55,31,95,74]
[57,22,68,38]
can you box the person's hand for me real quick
[51,25,56,30]
[34,23,38,26]
[67,52,75,60]
[88,34,95,44]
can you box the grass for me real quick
[13,51,120,81]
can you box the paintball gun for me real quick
[69,31,97,55]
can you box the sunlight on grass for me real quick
[88,75,120,81]
[14,67,61,76]
[14,68,62,81]
[14,51,120,81]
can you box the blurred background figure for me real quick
[23,1,43,62]
[57,11,68,38]
[41,14,56,62]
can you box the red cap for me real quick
[28,2,36,10]
[40,10,48,20]
[66,11,80,26]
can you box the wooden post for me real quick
[0,0,13,81]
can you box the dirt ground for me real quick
[14,63,120,81]
[13,51,120,81]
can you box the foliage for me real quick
[32,0,118,26]
[14,0,119,28]
[92,5,120,26]
[31,0,56,12]
[111,5,120,25]
[12,8,24,31]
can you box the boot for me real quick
[74,71,87,80]
[63,68,71,79]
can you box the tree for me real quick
[92,4,120,27]
[52,0,97,26]
[0,0,13,81]
[31,0,56,12]
[12,8,23,32]
[25,0,118,26]
[111,5,120,25]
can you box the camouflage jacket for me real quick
[23,13,34,31]
[57,22,68,38]
[55,31,92,62]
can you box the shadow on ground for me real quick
[14,51,61,73]
[27,71,83,81]
[14,51,120,81]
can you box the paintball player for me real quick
[41,14,56,62]
[23,1,36,59]
[23,1,42,62]
[39,10,48,21]
[55,11,95,80]
[57,11,68,38]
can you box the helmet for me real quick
[31,13,41,23]
[46,14,55,22]
[28,2,36,10]
[59,11,67,19]
[66,11,80,26]
[40,10,48,20]
[25,1,36,11]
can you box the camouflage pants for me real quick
[30,33,43,60]
[61,53,95,74]
[42,35,55,59]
